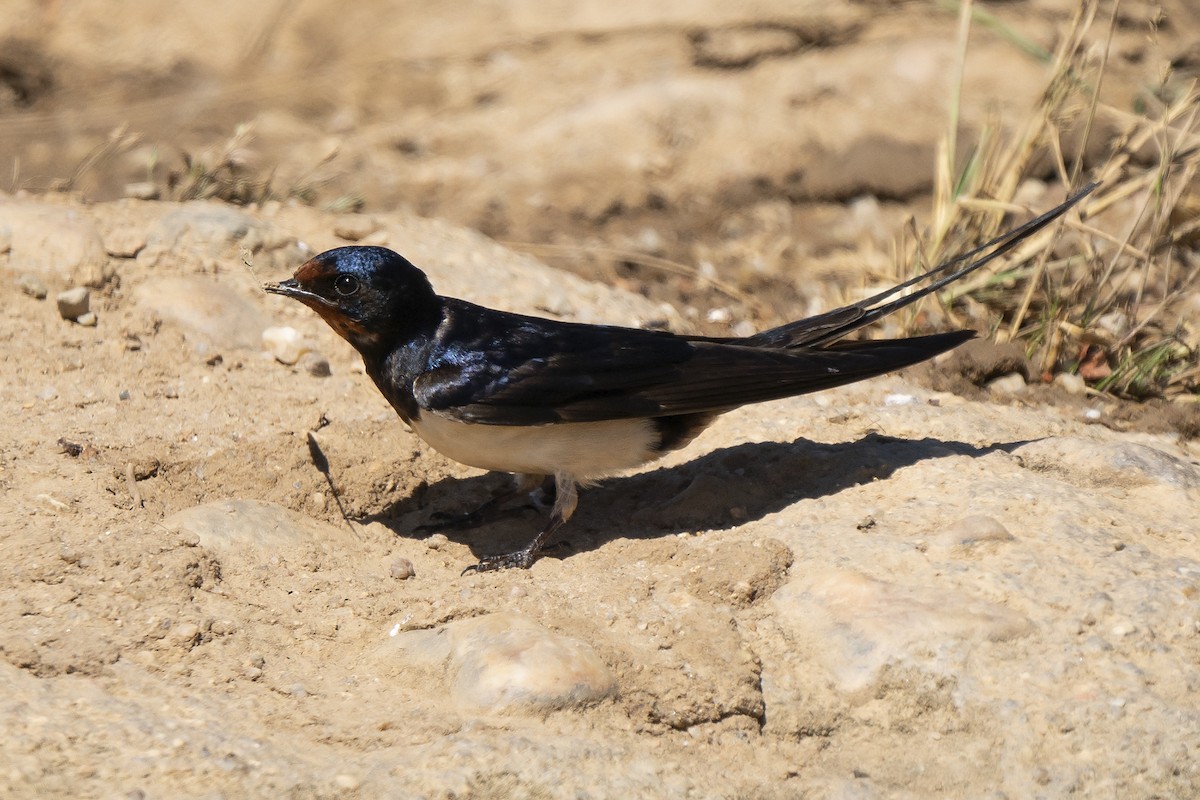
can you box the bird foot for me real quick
[461,548,538,574]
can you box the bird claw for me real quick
[461,549,536,575]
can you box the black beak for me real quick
[264,278,336,308]
[264,278,301,297]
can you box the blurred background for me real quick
[2,0,1198,393]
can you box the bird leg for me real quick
[417,473,546,533]
[462,471,578,573]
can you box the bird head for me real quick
[266,246,438,353]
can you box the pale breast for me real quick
[409,413,661,479]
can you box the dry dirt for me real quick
[2,1,1199,799]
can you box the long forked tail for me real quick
[745,181,1099,349]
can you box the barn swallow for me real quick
[266,183,1095,572]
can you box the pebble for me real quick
[0,203,112,286]
[210,619,238,635]
[884,393,915,406]
[132,276,267,350]
[160,500,337,576]
[76,311,98,327]
[262,326,311,365]
[1052,372,1087,395]
[389,557,415,580]
[772,569,1032,692]
[136,202,264,270]
[333,215,380,242]
[171,622,200,644]
[382,612,615,711]
[297,350,331,377]
[932,515,1015,554]
[17,274,48,299]
[333,774,361,791]
[56,287,90,320]
[124,181,160,200]
[987,372,1027,395]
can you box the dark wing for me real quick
[413,302,971,425]
[412,307,700,424]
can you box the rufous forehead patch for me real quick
[294,255,337,284]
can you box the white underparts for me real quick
[410,413,661,481]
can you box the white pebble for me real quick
[884,393,915,406]
[987,372,1027,395]
[56,287,90,320]
[333,774,361,791]
[18,274,48,299]
[262,326,311,365]
[1053,372,1087,395]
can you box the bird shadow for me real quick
[360,433,1032,561]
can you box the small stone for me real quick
[773,569,1032,693]
[56,287,90,320]
[172,622,200,644]
[160,499,339,579]
[333,774,361,791]
[308,492,327,512]
[133,276,267,350]
[0,204,111,286]
[1110,618,1137,637]
[333,215,380,242]
[124,181,160,200]
[17,274,48,299]
[210,619,238,635]
[383,613,615,711]
[390,557,415,580]
[298,350,331,377]
[987,372,1027,394]
[1052,372,1087,395]
[934,515,1015,553]
[76,311,98,327]
[262,326,311,365]
[119,390,131,401]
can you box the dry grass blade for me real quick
[901,0,1200,399]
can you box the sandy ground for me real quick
[2,1,1200,798]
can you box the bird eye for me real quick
[334,274,360,297]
